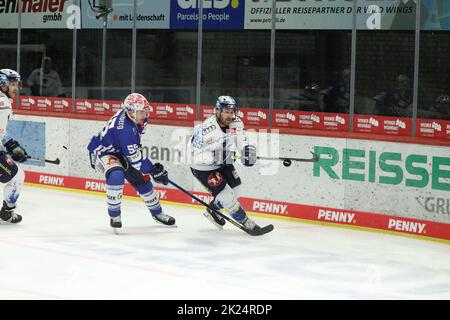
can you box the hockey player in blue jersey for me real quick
[87,93,176,229]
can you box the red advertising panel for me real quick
[149,103,195,121]
[354,115,412,136]
[51,97,72,113]
[237,108,270,126]
[416,118,450,139]
[74,99,120,115]
[273,110,349,131]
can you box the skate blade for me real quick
[158,223,178,228]
[112,228,120,235]
[153,219,178,228]
[203,212,224,230]
[0,220,20,225]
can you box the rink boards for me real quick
[14,114,450,242]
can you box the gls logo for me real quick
[177,0,240,9]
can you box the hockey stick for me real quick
[26,146,68,165]
[27,155,61,165]
[235,151,319,167]
[168,179,274,236]
[258,151,319,167]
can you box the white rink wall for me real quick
[14,114,450,225]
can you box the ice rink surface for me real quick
[0,185,449,300]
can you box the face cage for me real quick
[127,108,149,123]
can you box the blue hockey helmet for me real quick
[215,96,237,114]
[0,69,21,84]
[0,73,9,87]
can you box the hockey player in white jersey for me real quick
[0,69,28,224]
[190,96,259,230]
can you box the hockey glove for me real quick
[151,163,169,185]
[241,145,257,167]
[4,139,28,163]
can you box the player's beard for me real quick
[2,87,18,99]
[6,83,20,98]
[217,113,233,127]
[8,88,18,98]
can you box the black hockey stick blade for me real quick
[248,223,274,236]
[224,215,274,236]
[27,155,61,165]
[26,145,67,165]
[168,179,274,236]
[45,158,61,165]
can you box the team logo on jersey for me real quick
[208,172,223,187]
[202,124,217,136]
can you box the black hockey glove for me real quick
[241,145,257,167]
[4,139,28,163]
[151,163,169,185]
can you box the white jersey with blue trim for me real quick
[87,109,146,171]
[190,115,249,171]
[0,91,13,150]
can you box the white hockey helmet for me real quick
[122,93,150,123]
[0,74,8,87]
[0,69,21,84]
[215,96,237,113]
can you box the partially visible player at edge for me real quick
[0,69,29,224]
[87,93,176,229]
[190,95,260,230]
